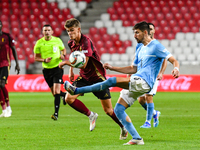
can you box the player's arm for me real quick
[34,53,52,63]
[11,45,20,74]
[168,56,180,78]
[157,59,167,80]
[103,63,137,74]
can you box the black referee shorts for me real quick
[43,66,63,88]
[73,76,111,100]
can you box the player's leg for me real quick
[0,67,11,117]
[100,98,128,140]
[65,77,98,131]
[0,88,7,117]
[138,95,147,110]
[51,67,65,120]
[1,86,12,117]
[114,92,144,145]
[64,77,130,95]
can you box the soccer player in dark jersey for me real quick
[0,20,20,117]
[59,18,128,139]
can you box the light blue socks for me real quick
[114,103,141,139]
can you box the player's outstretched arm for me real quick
[103,63,137,74]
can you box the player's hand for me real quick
[171,68,180,78]
[45,57,52,63]
[103,63,112,70]
[157,73,163,80]
[15,64,20,75]
[59,62,65,69]
[69,72,74,82]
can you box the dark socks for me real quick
[69,99,91,116]
[54,94,60,116]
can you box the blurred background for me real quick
[1,0,200,75]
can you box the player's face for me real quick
[149,25,155,39]
[66,27,80,40]
[134,29,145,43]
[42,26,53,38]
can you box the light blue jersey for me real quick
[132,39,172,89]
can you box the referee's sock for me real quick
[54,94,61,116]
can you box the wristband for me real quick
[174,67,179,71]
[44,59,46,63]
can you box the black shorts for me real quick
[73,76,111,100]
[0,66,9,82]
[43,66,63,88]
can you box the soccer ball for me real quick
[69,51,86,68]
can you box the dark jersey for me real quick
[0,32,14,67]
[68,34,106,82]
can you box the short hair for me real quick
[148,22,155,28]
[133,21,150,34]
[64,18,81,29]
[42,24,53,29]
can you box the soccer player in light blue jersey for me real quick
[64,21,180,145]
[138,23,167,128]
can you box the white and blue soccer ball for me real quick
[69,51,86,68]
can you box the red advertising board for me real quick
[6,74,200,92]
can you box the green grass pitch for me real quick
[0,92,200,150]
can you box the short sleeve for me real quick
[33,41,41,54]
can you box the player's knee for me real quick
[104,108,113,116]
[106,77,116,87]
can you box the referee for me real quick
[34,24,66,120]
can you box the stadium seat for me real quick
[126,46,135,55]
[16,47,23,55]
[168,0,176,7]
[189,6,197,15]
[108,47,117,54]
[49,2,58,10]
[194,33,200,40]
[110,14,119,21]
[180,6,188,14]
[182,27,190,33]
[101,13,110,22]
[62,8,70,16]
[160,39,170,47]
[92,34,101,43]
[10,14,18,22]
[177,0,185,7]
[99,47,107,55]
[33,28,41,36]
[99,27,107,35]
[41,2,48,9]
[156,13,164,21]
[95,40,104,49]
[25,47,33,56]
[107,7,115,15]
[162,6,170,15]
[167,33,175,40]
[107,27,116,35]
[168,20,177,28]
[113,20,122,28]
[104,21,113,28]
[12,8,21,16]
[165,13,173,22]
[113,1,121,10]
[89,27,98,35]
[116,27,125,34]
[119,33,129,41]
[172,27,181,34]
[22,8,31,16]
[185,32,194,40]
[179,40,189,48]
[94,20,104,28]
[134,7,142,15]
[171,6,179,15]
[182,47,192,55]
[193,47,199,55]
[160,20,167,28]
[123,40,132,49]
[110,33,119,41]
[116,7,125,16]
[101,53,111,63]
[105,41,113,49]
[153,6,160,14]
[114,40,122,48]
[176,33,185,41]
[102,34,110,43]
[125,7,134,15]
[188,41,198,48]
[117,47,126,54]
[120,14,128,22]
[170,40,179,48]
[138,14,146,21]
[173,47,182,55]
